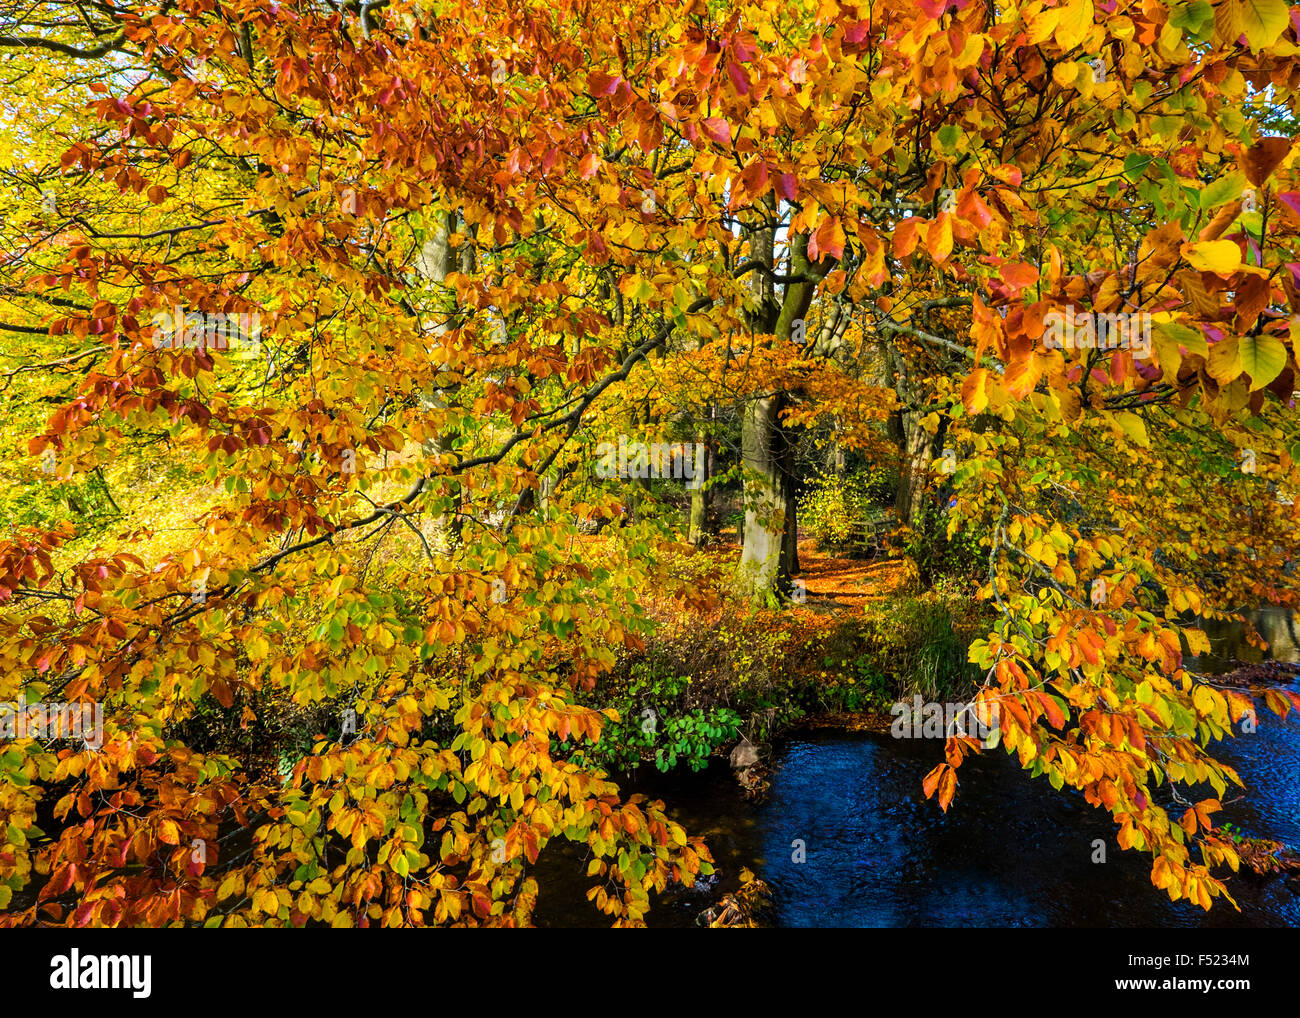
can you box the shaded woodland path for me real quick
[790,540,909,613]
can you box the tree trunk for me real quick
[688,428,711,547]
[894,408,936,525]
[740,395,795,596]
[737,228,825,600]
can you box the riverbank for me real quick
[568,543,992,780]
[539,692,1300,927]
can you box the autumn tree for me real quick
[3,0,1300,927]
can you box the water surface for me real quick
[537,608,1300,927]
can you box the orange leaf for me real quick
[922,763,944,799]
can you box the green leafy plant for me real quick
[575,658,742,773]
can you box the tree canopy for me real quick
[3,0,1300,925]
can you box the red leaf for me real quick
[211,678,234,708]
[741,160,769,198]
[810,216,845,261]
[587,71,620,96]
[843,20,870,43]
[701,117,732,145]
[726,62,750,95]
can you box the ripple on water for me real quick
[753,713,1300,927]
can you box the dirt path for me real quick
[792,540,908,615]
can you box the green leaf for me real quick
[1123,153,1153,182]
[1169,0,1214,36]
[935,124,963,150]
[1199,172,1247,210]
[1238,334,1287,389]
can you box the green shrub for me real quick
[574,657,742,774]
[859,590,987,701]
[3,470,122,534]
[569,580,991,774]
[901,496,985,587]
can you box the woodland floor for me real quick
[703,532,910,615]
[790,540,909,612]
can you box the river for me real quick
[535,609,1300,927]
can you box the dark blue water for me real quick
[538,609,1300,927]
[752,717,1300,927]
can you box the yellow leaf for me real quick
[1052,61,1079,88]
[1234,0,1289,51]
[1026,8,1061,45]
[1112,410,1149,448]
[1207,337,1243,382]
[1183,629,1211,656]
[1183,239,1242,274]
[1193,683,1220,720]
[962,368,989,414]
[1054,0,1096,49]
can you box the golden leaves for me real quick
[1110,410,1149,448]
[925,213,954,264]
[1215,0,1291,52]
[961,368,990,414]
[1207,336,1244,382]
[922,763,958,811]
[1025,7,1061,46]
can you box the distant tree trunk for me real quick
[738,229,825,600]
[688,399,719,546]
[880,334,937,525]
[688,429,711,547]
[626,401,655,523]
[782,434,800,576]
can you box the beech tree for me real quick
[2,0,1300,926]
